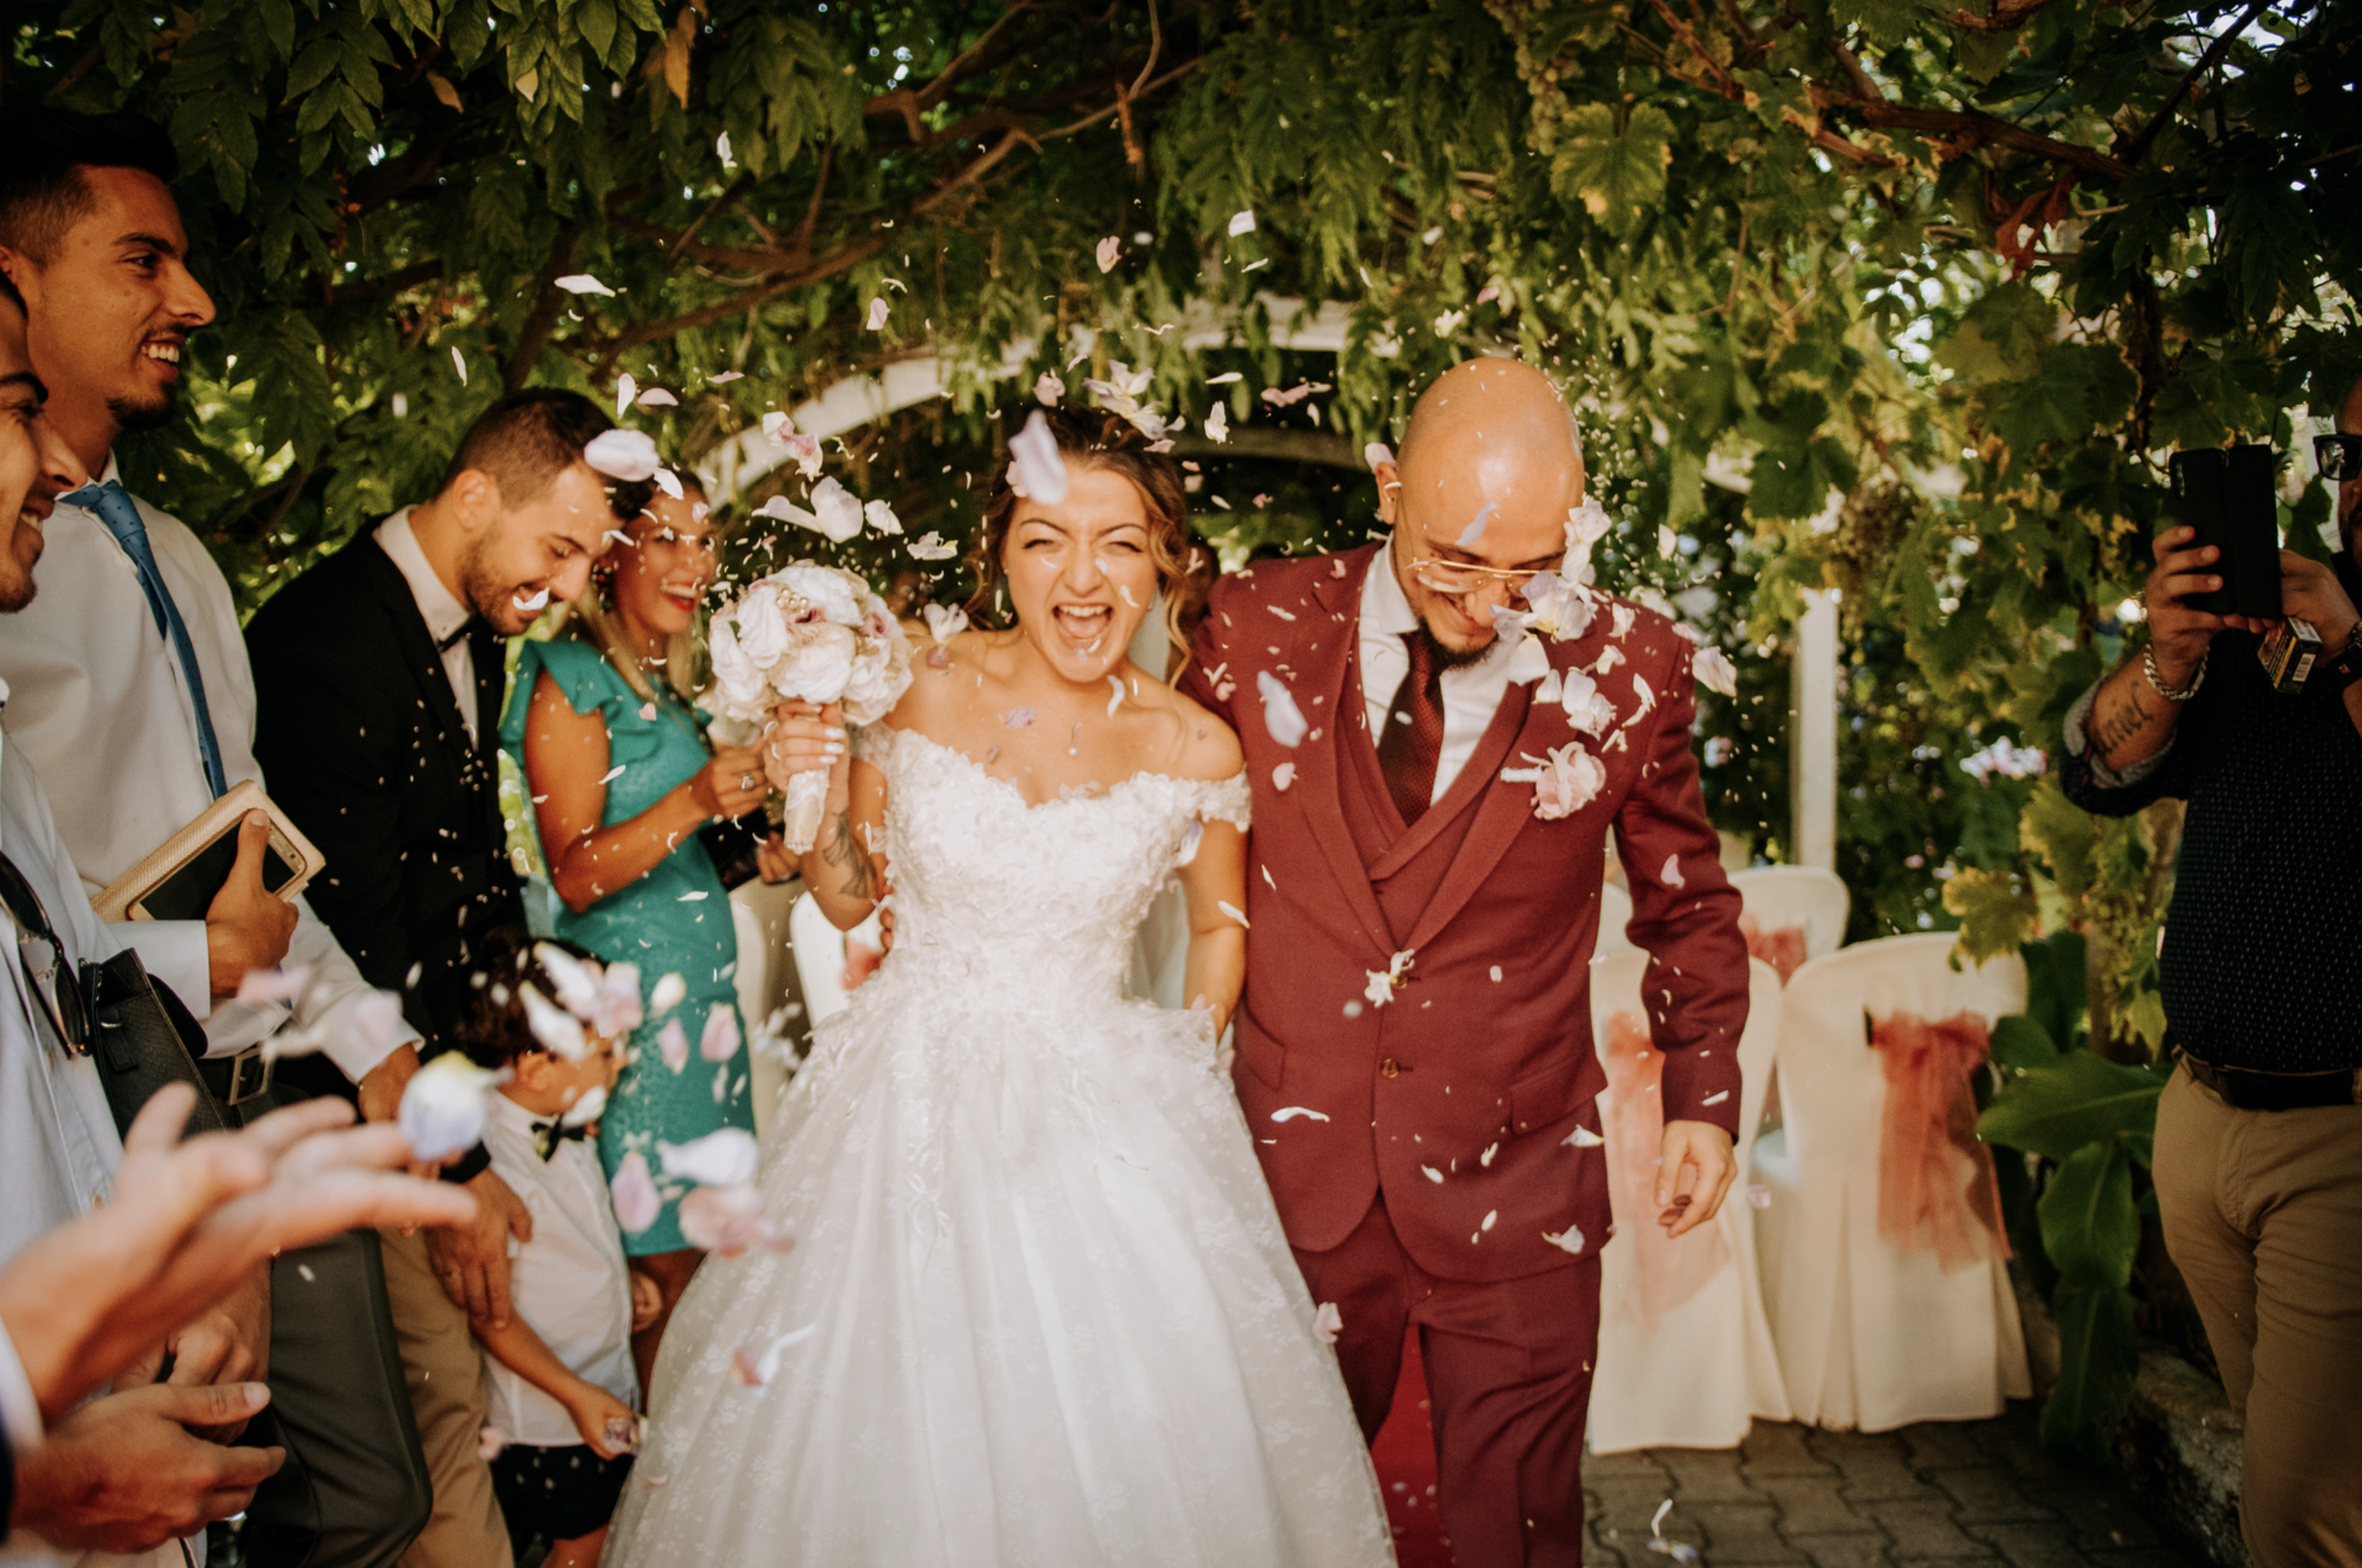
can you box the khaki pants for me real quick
[2153,1068,2362,1568]
[378,1227,514,1568]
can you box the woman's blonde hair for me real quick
[553,479,705,706]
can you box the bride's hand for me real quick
[763,700,845,794]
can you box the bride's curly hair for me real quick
[965,406,1211,651]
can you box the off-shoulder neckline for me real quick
[883,724,1248,815]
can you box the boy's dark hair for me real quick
[436,389,614,508]
[454,926,602,1071]
[0,108,179,264]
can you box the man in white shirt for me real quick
[0,107,484,1565]
[0,267,289,1565]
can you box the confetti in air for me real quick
[554,274,616,296]
[398,1055,497,1164]
[1096,235,1121,272]
[1271,1107,1332,1123]
[1008,409,1072,504]
[1255,671,1308,748]
[866,297,890,330]
[450,346,468,384]
[1227,209,1257,236]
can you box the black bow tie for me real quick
[531,1119,591,1161]
[437,617,479,652]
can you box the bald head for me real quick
[1378,358,1588,654]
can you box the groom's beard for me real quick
[1412,622,1493,672]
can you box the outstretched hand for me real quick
[1656,1119,1737,1239]
[0,1083,477,1420]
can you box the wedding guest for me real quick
[246,387,623,1568]
[451,930,641,1568]
[2060,376,2362,1565]
[0,109,436,1565]
[499,475,774,1385]
[1178,360,1748,1567]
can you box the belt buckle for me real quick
[223,1047,271,1107]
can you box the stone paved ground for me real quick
[1583,1408,2212,1568]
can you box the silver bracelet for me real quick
[2143,645,2206,702]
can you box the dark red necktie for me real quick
[1376,631,1445,823]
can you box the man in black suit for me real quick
[247,389,617,1568]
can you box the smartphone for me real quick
[2167,446,2282,620]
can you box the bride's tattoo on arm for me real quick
[822,810,876,900]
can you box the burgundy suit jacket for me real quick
[1177,545,1749,1283]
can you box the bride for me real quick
[603,409,1394,1567]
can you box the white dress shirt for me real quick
[0,457,418,1083]
[374,509,479,746]
[1357,541,1523,804]
[479,1093,638,1448]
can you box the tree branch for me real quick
[503,222,581,392]
[325,257,444,305]
[594,235,886,355]
[1940,0,2064,31]
[1813,86,2133,178]
[2115,0,2272,167]
[863,1,1042,132]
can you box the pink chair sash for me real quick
[1738,913,1808,984]
[1599,1010,1732,1329]
[1868,1011,2008,1273]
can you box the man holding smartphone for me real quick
[2060,378,2362,1567]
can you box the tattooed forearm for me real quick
[2091,674,2153,759]
[821,809,877,901]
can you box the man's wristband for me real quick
[2321,635,2362,694]
[2143,646,2206,702]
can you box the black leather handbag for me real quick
[75,948,432,1568]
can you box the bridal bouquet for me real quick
[706,563,913,851]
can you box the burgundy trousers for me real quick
[1293,1195,1601,1568]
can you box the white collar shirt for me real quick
[479,1092,639,1448]
[0,457,419,1083]
[1357,540,1521,805]
[374,508,479,746]
[0,731,124,1277]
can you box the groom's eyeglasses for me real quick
[2317,434,2362,483]
[1390,491,1552,597]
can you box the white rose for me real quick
[732,585,793,666]
[706,618,771,721]
[769,621,859,702]
[773,565,864,627]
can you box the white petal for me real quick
[1008,410,1071,504]
[1227,209,1258,236]
[1271,1107,1332,1123]
[659,1127,760,1188]
[866,296,890,329]
[1254,670,1308,748]
[397,1055,496,1164]
[553,274,616,296]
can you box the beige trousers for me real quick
[378,1226,514,1568]
[2153,1067,2362,1568]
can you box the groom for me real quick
[1180,359,1748,1566]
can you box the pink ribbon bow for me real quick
[1868,1011,2008,1273]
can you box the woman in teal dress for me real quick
[501,474,783,1388]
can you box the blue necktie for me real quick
[65,481,228,798]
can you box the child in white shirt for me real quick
[460,931,639,1568]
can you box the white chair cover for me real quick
[1729,866,1851,981]
[1593,880,1637,957]
[1586,952,1791,1452]
[1749,932,2033,1431]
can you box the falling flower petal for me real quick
[909,532,957,561]
[1692,645,1738,698]
[1227,209,1257,236]
[678,1183,788,1257]
[922,604,968,646]
[1421,1165,1445,1183]
[728,1323,819,1385]
[1746,1184,1773,1209]
[555,274,616,296]
[657,1017,690,1073]
[1527,740,1607,820]
[1313,1302,1343,1346]
[761,411,796,442]
[478,1426,509,1461]
[1543,1226,1588,1255]
[1174,820,1205,868]
[864,499,903,535]
[1504,636,1551,687]
[520,982,589,1059]
[584,429,662,483]
[451,346,468,384]
[1034,371,1063,406]
[236,965,312,1006]
[1364,442,1394,471]
[715,130,734,167]
[709,370,743,384]
[399,1054,497,1164]
[807,477,866,543]
[1273,761,1296,791]
[1096,235,1121,272]
[1106,675,1124,717]
[1457,503,1497,547]
[1008,410,1071,505]
[1255,670,1308,748]
[650,972,689,1015]
[866,297,890,330]
[700,1004,742,1063]
[1271,1107,1332,1123]
[1206,371,1243,385]
[660,1127,760,1188]
[1004,706,1035,729]
[1660,854,1685,890]
[1217,900,1251,928]
[558,1083,606,1129]
[637,388,679,409]
[1203,401,1229,443]
[616,373,638,420]
[1564,1124,1606,1148]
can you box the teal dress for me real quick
[500,637,755,1256]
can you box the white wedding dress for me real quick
[605,725,1395,1568]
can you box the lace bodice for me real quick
[858,724,1251,1011]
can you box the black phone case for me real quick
[2169,446,2283,620]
